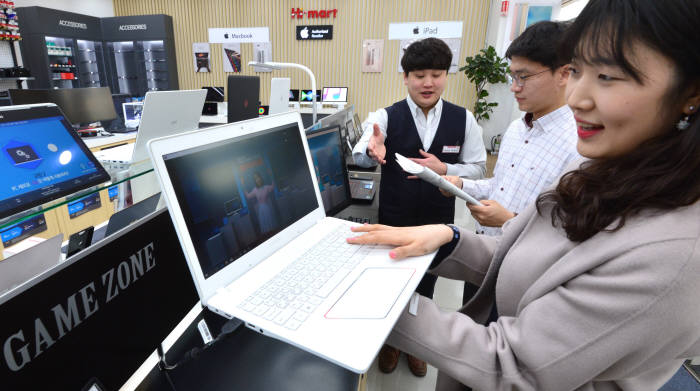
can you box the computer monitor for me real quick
[203,86,225,102]
[300,89,321,102]
[322,87,348,103]
[47,87,118,126]
[122,101,144,128]
[306,125,352,216]
[0,104,111,219]
[8,89,50,106]
[227,75,260,123]
[300,113,330,130]
[289,89,300,102]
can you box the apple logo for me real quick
[224,33,229,39]
[300,27,309,39]
[412,26,419,34]
[243,98,249,108]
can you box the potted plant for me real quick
[460,45,510,122]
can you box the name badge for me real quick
[442,145,460,154]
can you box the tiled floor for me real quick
[365,199,474,391]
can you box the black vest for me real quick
[379,99,466,226]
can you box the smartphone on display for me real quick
[67,226,94,257]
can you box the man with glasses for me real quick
[444,20,580,236]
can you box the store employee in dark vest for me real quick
[352,37,486,377]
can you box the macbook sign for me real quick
[296,25,333,40]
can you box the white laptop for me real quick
[269,77,291,115]
[0,234,63,295]
[95,89,206,168]
[147,111,435,373]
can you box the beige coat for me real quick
[387,198,700,390]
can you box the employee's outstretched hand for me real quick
[467,200,515,227]
[409,149,447,175]
[367,124,387,164]
[439,176,464,197]
[347,224,453,260]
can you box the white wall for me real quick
[556,0,588,21]
[14,0,114,17]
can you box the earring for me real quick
[677,105,696,130]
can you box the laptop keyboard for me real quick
[238,225,370,330]
[346,216,371,224]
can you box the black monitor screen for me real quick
[8,89,50,106]
[289,89,300,102]
[163,122,318,278]
[300,89,321,102]
[203,86,225,102]
[47,87,117,125]
[0,105,110,218]
[306,126,351,216]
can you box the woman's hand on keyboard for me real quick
[346,224,453,260]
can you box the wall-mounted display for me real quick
[192,42,210,72]
[222,42,241,73]
[361,39,383,73]
[252,42,271,72]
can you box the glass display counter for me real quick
[0,159,159,259]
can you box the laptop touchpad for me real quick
[325,267,415,319]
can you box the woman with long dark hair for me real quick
[348,1,700,389]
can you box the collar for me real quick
[521,105,571,134]
[406,95,443,119]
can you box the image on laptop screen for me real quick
[0,105,110,219]
[306,126,351,216]
[163,122,318,279]
[322,87,348,103]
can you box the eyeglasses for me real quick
[507,69,550,87]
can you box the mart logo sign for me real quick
[291,8,338,19]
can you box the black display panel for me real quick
[0,209,199,390]
[163,122,318,279]
[47,87,117,125]
[0,105,110,219]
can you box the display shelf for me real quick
[0,76,32,80]
[0,160,155,231]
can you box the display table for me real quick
[135,307,364,391]
[83,131,138,152]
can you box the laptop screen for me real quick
[300,89,321,102]
[163,122,318,279]
[306,125,351,216]
[0,105,110,218]
[322,87,348,103]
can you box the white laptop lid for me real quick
[0,234,63,295]
[147,111,324,303]
[130,89,207,163]
[268,78,291,115]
